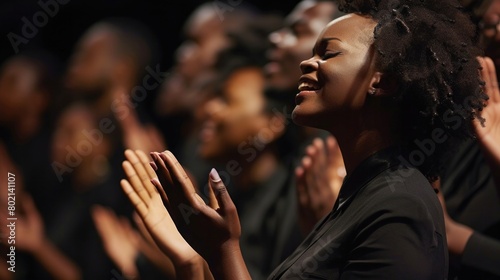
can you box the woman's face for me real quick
[266,1,337,91]
[481,0,500,69]
[51,106,94,164]
[198,67,271,162]
[0,58,38,123]
[292,13,378,130]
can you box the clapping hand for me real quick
[295,136,346,236]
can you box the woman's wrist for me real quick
[174,254,207,280]
[447,220,474,255]
[29,236,48,257]
[207,240,251,280]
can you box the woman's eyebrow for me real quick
[322,37,343,43]
[312,37,343,55]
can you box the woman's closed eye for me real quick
[321,51,341,60]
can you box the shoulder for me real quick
[348,164,445,235]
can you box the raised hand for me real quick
[1,194,81,280]
[12,195,44,253]
[112,88,166,153]
[295,136,346,236]
[91,205,140,279]
[131,213,177,279]
[476,57,500,189]
[151,151,250,280]
[120,149,204,278]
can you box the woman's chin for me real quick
[292,107,312,127]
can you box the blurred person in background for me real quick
[64,17,165,154]
[0,52,62,220]
[0,140,81,280]
[0,52,81,279]
[44,17,164,279]
[154,2,273,193]
[264,0,347,237]
[187,13,297,279]
[49,104,130,279]
[436,1,500,279]
[153,2,257,154]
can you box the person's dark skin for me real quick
[437,57,500,256]
[476,1,500,191]
[474,57,500,193]
[481,0,500,68]
[266,0,339,92]
[147,14,400,280]
[266,0,347,237]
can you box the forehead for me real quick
[286,1,336,26]
[79,27,117,52]
[319,13,376,46]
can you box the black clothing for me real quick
[269,146,448,280]
[232,161,302,280]
[441,139,500,279]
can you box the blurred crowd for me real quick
[0,0,499,279]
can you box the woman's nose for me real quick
[299,57,318,74]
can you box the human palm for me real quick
[121,149,198,266]
[295,136,345,236]
[476,57,500,168]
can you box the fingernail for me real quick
[209,168,221,182]
[149,161,157,171]
[150,152,158,161]
[159,152,169,161]
[150,178,160,186]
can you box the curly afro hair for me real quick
[338,0,488,180]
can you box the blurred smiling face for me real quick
[198,67,269,162]
[51,106,95,164]
[64,27,116,93]
[481,0,500,69]
[0,58,38,123]
[292,14,378,130]
[265,0,337,91]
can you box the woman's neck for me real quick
[330,106,399,176]
[335,129,396,176]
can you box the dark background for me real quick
[0,0,300,73]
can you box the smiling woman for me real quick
[120,0,490,279]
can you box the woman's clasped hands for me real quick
[120,149,250,280]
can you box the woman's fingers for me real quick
[485,56,500,103]
[122,160,151,204]
[150,177,173,214]
[159,151,200,207]
[125,149,157,198]
[295,166,309,207]
[208,168,236,217]
[120,179,148,217]
[135,150,158,180]
[207,173,219,209]
[151,152,176,200]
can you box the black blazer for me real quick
[268,146,448,280]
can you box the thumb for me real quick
[208,168,235,215]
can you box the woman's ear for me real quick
[368,72,398,96]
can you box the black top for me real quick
[232,161,302,280]
[268,146,448,280]
[441,139,500,279]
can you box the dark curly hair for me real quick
[338,0,488,180]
